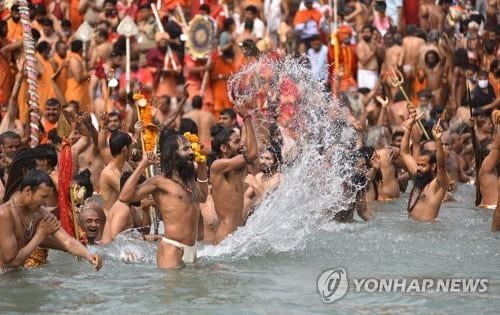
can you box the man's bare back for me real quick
[99,162,121,214]
[79,143,105,192]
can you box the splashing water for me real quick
[199,55,362,259]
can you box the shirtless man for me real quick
[356,25,379,90]
[210,107,258,244]
[78,203,105,245]
[89,29,112,69]
[101,171,152,244]
[400,111,449,221]
[120,130,208,269]
[401,25,425,82]
[243,145,283,220]
[0,169,102,270]
[365,141,401,201]
[183,96,216,147]
[382,34,403,97]
[100,131,132,215]
[441,132,470,184]
[345,0,368,33]
[478,116,499,209]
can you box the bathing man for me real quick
[119,130,208,269]
[400,110,450,221]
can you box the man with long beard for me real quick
[119,130,208,269]
[400,111,449,221]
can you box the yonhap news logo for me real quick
[317,268,488,304]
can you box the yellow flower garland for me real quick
[183,132,206,163]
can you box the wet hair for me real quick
[4,148,39,202]
[453,48,469,68]
[356,146,375,166]
[220,108,237,119]
[211,124,235,157]
[245,5,258,15]
[179,118,198,135]
[73,169,94,200]
[264,144,283,167]
[71,40,83,53]
[18,169,54,192]
[33,144,58,168]
[192,95,203,109]
[159,129,181,177]
[0,131,21,144]
[109,131,132,156]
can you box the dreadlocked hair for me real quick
[4,148,39,202]
[159,128,181,178]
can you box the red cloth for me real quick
[58,141,75,237]
[403,0,420,26]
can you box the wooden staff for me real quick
[200,56,212,96]
[388,67,431,140]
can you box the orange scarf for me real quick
[293,9,322,26]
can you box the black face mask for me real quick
[413,170,434,189]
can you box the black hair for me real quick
[73,169,94,200]
[453,48,468,68]
[71,40,83,53]
[32,28,41,43]
[33,144,58,168]
[108,111,121,120]
[192,95,203,109]
[362,24,374,32]
[244,19,254,31]
[179,118,198,135]
[4,148,39,201]
[11,4,20,13]
[245,5,258,15]
[61,19,71,28]
[264,144,283,166]
[47,129,62,145]
[356,146,375,166]
[310,34,321,42]
[211,124,235,157]
[0,131,21,144]
[18,169,54,192]
[109,131,132,156]
[406,24,418,36]
[159,129,181,177]
[46,98,61,108]
[34,4,47,16]
[420,149,437,164]
[36,41,50,54]
[200,3,210,13]
[0,20,7,37]
[40,17,53,27]
[223,17,235,30]
[220,108,237,119]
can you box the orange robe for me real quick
[69,0,83,32]
[210,56,242,116]
[65,52,91,112]
[53,53,68,96]
[328,43,357,92]
[17,55,56,124]
[6,19,23,42]
[0,40,14,105]
[293,9,322,27]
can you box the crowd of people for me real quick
[0,0,498,271]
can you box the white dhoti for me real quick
[357,69,379,90]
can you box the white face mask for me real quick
[478,79,489,89]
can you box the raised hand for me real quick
[432,119,443,141]
[403,111,423,130]
[99,112,108,130]
[376,95,389,108]
[141,151,158,166]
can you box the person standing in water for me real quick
[119,130,208,269]
[0,170,102,270]
[210,106,258,244]
[400,111,450,221]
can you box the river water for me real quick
[1,185,499,314]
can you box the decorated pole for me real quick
[117,16,139,96]
[18,0,40,147]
